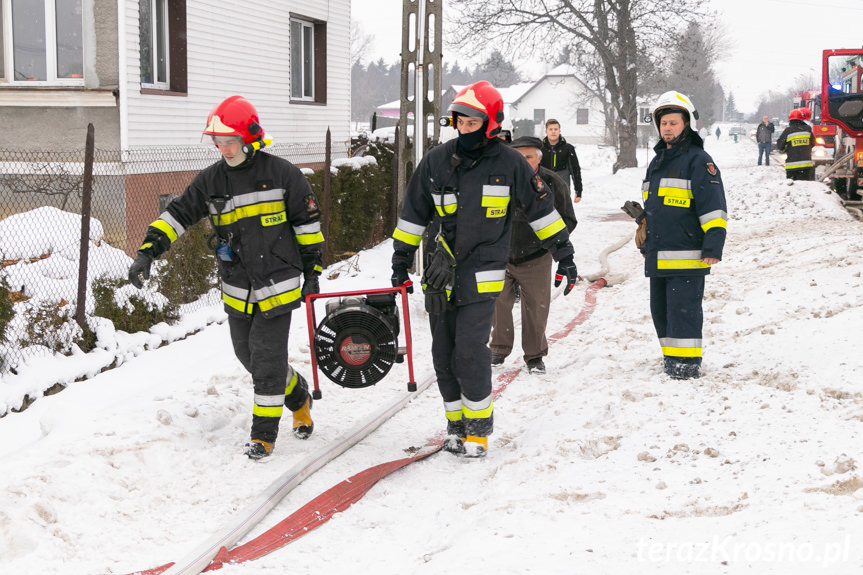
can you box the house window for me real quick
[139,0,187,94]
[0,0,83,85]
[290,14,326,104]
[576,108,589,125]
[639,107,652,124]
[534,108,545,125]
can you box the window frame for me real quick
[140,0,170,90]
[289,13,326,105]
[0,0,85,86]
[290,18,314,101]
[576,108,589,125]
[138,0,187,96]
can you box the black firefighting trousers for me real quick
[229,311,309,443]
[428,299,495,438]
[649,276,704,367]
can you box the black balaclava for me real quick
[455,112,489,159]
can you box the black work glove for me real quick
[391,268,413,294]
[128,253,154,289]
[301,275,320,300]
[424,287,448,315]
[554,256,578,296]
[423,237,455,290]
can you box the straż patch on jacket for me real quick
[533,175,545,192]
[705,163,717,176]
[305,194,319,214]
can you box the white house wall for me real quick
[508,77,607,145]
[123,0,350,149]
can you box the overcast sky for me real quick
[351,0,863,115]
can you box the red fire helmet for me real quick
[203,95,265,145]
[447,81,505,139]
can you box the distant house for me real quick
[0,0,351,253]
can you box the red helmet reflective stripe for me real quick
[203,95,265,145]
[448,81,505,139]
[788,108,804,121]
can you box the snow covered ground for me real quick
[2,135,862,575]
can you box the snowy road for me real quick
[2,134,862,575]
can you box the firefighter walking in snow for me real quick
[128,96,322,459]
[390,81,577,458]
[637,91,727,379]
[776,108,814,181]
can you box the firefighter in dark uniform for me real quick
[128,95,323,459]
[638,91,727,380]
[390,81,578,458]
[775,108,814,181]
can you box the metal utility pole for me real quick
[397,0,442,205]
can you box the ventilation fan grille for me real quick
[313,303,398,388]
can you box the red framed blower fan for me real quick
[304,286,417,399]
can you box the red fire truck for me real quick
[820,49,863,201]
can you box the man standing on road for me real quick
[489,136,577,375]
[756,115,775,166]
[540,119,583,203]
[390,82,578,458]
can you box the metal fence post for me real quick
[75,124,95,331]
[322,128,332,267]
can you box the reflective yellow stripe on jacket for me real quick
[529,210,566,240]
[392,217,426,246]
[656,250,710,270]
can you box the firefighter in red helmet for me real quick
[391,81,578,458]
[128,95,324,460]
[776,108,815,180]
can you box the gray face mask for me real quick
[224,147,247,167]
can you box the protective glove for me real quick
[554,256,578,296]
[128,253,154,289]
[620,200,644,220]
[423,236,456,291]
[424,287,449,315]
[301,275,320,300]
[391,268,414,294]
[635,219,647,250]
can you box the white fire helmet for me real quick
[651,91,699,133]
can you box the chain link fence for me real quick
[0,139,352,375]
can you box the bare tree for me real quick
[447,0,712,170]
[351,21,376,68]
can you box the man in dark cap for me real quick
[489,136,578,375]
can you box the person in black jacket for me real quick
[540,119,583,202]
[638,91,727,380]
[390,82,578,458]
[775,109,814,180]
[489,136,578,375]
[755,115,775,166]
[128,96,323,460]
